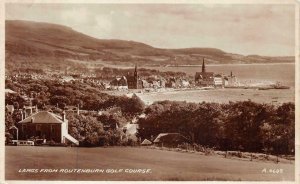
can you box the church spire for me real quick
[134,64,138,77]
[202,58,206,73]
[134,64,138,89]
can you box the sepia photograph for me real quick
[2,0,298,182]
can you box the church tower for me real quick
[134,64,138,89]
[202,58,206,73]
[134,64,138,79]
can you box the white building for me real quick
[213,74,223,87]
[224,72,239,87]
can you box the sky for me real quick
[5,3,295,56]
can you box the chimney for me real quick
[62,111,66,122]
[21,111,24,120]
[31,117,34,123]
[23,108,27,119]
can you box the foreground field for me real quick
[5,147,294,181]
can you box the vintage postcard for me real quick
[1,0,299,183]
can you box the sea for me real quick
[138,63,295,105]
[147,63,295,87]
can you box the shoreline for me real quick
[132,87,294,105]
[158,62,295,67]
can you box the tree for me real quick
[268,103,295,154]
[5,110,14,132]
[137,100,294,154]
[223,101,273,152]
[13,102,19,110]
[50,96,70,106]
[122,94,145,116]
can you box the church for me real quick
[195,58,214,87]
[127,65,143,89]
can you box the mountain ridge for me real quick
[5,20,294,70]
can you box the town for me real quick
[6,59,239,93]
[5,58,239,146]
[5,56,293,154]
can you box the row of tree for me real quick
[6,79,145,118]
[137,100,295,155]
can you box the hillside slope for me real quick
[5,20,294,70]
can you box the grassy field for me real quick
[5,146,294,181]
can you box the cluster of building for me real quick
[195,59,239,88]
[110,60,239,91]
[109,65,167,91]
[6,59,239,94]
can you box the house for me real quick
[153,133,190,147]
[60,76,75,82]
[213,74,224,88]
[224,71,239,87]
[17,111,79,145]
[141,80,150,88]
[165,77,178,88]
[159,78,166,88]
[195,59,214,87]
[180,79,190,87]
[110,76,128,90]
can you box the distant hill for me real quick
[5,20,294,71]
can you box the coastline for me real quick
[133,87,294,105]
[161,62,295,67]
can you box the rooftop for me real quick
[19,111,65,124]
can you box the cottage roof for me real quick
[19,111,65,124]
[153,133,189,143]
[214,74,223,77]
[141,139,152,145]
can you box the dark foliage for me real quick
[137,101,294,155]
